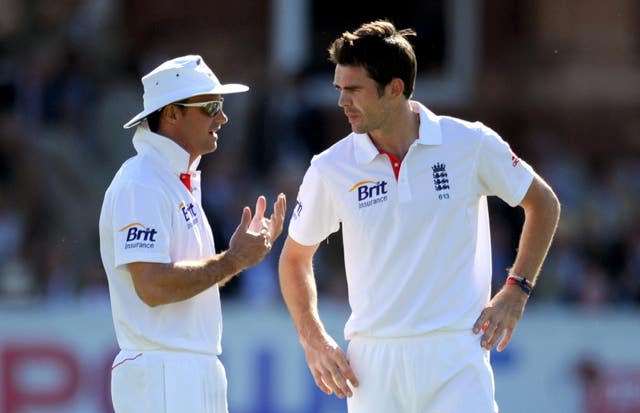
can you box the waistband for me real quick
[113,348,219,369]
[349,327,474,342]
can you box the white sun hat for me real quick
[123,54,249,129]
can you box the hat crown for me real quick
[123,54,248,129]
[141,55,219,112]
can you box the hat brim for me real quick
[123,83,249,129]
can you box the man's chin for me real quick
[202,144,217,155]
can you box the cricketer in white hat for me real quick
[100,54,286,413]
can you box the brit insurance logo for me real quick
[349,179,389,209]
[119,222,157,250]
[179,201,199,229]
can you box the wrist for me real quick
[298,321,328,348]
[220,250,245,276]
[505,274,534,297]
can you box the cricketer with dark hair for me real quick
[279,20,560,413]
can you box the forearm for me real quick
[129,251,242,306]
[279,241,327,345]
[509,177,561,285]
[281,266,327,343]
[173,251,245,295]
[279,238,359,396]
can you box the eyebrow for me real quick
[334,84,362,91]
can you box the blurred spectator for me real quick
[0,0,638,313]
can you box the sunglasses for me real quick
[173,98,224,116]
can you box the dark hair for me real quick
[146,109,162,132]
[328,20,417,98]
[145,99,189,133]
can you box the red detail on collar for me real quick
[179,173,191,191]
[379,150,402,180]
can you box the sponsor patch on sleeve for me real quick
[119,222,158,250]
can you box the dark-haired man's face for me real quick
[333,65,390,134]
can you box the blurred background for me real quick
[0,0,639,412]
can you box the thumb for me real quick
[249,196,267,232]
[238,206,252,231]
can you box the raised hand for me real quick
[247,193,287,246]
[228,203,272,269]
[227,194,287,270]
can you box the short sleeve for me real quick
[288,162,340,246]
[476,124,535,206]
[111,181,173,267]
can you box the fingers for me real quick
[255,195,267,219]
[327,367,352,398]
[474,288,527,351]
[239,193,287,250]
[474,310,516,351]
[313,351,357,399]
[273,193,286,219]
[278,193,287,211]
[269,193,287,241]
[496,328,513,352]
[248,196,267,233]
[304,337,358,399]
[317,364,353,398]
[474,309,502,350]
[335,355,359,388]
[242,197,271,248]
[472,309,488,335]
[481,321,503,350]
[311,371,332,395]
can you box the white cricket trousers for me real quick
[111,349,228,413]
[346,329,498,413]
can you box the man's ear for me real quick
[161,105,179,123]
[387,78,405,99]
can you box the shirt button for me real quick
[394,163,399,167]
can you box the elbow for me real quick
[129,265,167,307]
[549,189,561,223]
[523,178,561,223]
[134,286,163,307]
[142,297,163,308]
[539,187,561,227]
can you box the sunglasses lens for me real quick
[203,101,223,116]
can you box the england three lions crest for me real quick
[432,162,451,200]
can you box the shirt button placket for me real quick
[398,164,411,202]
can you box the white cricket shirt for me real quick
[289,101,535,339]
[99,127,222,354]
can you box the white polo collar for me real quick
[132,126,201,174]
[354,100,442,165]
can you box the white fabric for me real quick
[346,331,498,413]
[289,101,535,339]
[124,54,249,128]
[99,127,222,355]
[111,350,228,413]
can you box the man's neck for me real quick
[368,104,419,160]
